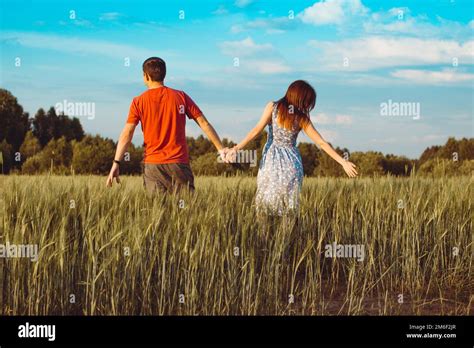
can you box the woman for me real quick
[228,80,357,215]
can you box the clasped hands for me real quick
[218,146,239,163]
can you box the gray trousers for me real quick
[143,162,195,194]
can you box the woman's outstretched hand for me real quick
[341,160,358,178]
[218,147,238,163]
[218,148,230,163]
[225,147,238,163]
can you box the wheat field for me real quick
[0,175,472,315]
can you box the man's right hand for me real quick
[224,147,238,163]
[218,148,230,163]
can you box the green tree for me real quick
[418,137,474,165]
[56,113,85,141]
[191,152,237,176]
[19,131,41,162]
[349,151,385,176]
[452,137,473,161]
[70,117,85,141]
[72,135,116,174]
[313,145,347,177]
[187,135,214,159]
[43,137,73,169]
[32,107,85,146]
[382,154,414,176]
[0,89,30,152]
[298,142,319,176]
[21,137,73,174]
[418,145,441,165]
[0,140,14,173]
[22,154,44,174]
[438,137,459,160]
[32,108,53,147]
[120,143,144,175]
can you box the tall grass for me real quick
[0,175,472,315]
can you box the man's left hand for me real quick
[106,163,120,187]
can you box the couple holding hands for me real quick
[106,57,357,215]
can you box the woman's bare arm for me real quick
[234,102,273,151]
[303,119,358,177]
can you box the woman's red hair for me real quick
[276,80,316,130]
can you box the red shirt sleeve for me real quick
[183,92,203,120]
[126,97,141,125]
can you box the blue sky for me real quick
[1,0,473,158]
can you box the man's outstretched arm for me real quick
[194,115,228,161]
[106,123,136,186]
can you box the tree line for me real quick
[1,88,472,176]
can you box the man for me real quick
[106,57,228,192]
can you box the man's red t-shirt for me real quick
[126,86,203,164]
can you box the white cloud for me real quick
[71,19,93,28]
[299,2,471,41]
[212,6,229,15]
[364,14,472,39]
[387,7,410,17]
[220,37,273,57]
[308,37,474,71]
[364,17,421,34]
[358,5,474,41]
[219,37,291,74]
[245,59,291,74]
[235,0,253,8]
[391,68,474,84]
[230,17,293,34]
[298,0,368,26]
[99,12,123,21]
[1,31,157,60]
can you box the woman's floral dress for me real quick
[255,103,304,215]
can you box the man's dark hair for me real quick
[142,57,166,82]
